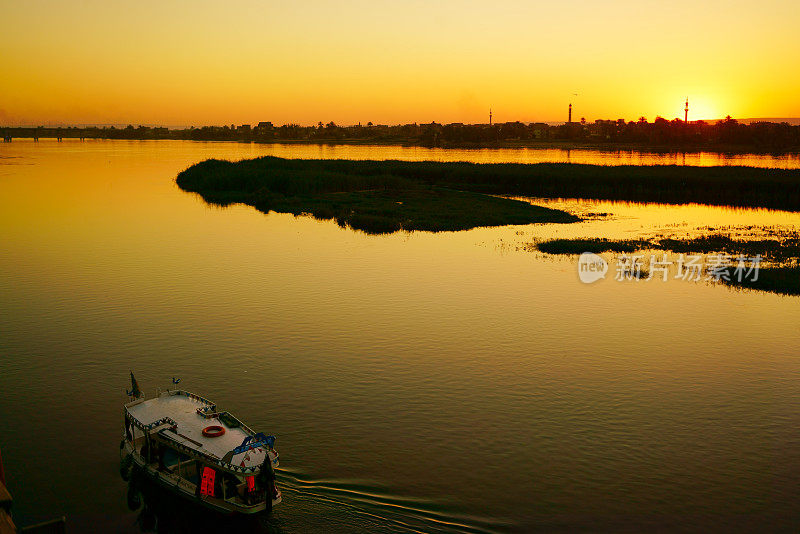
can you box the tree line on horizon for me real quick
[3,116,800,151]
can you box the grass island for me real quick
[176,157,580,233]
[176,156,800,234]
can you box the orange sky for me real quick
[2,1,799,126]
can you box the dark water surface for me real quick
[1,140,799,533]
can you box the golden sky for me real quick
[2,0,799,126]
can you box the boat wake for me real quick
[275,467,512,534]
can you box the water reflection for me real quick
[1,140,799,533]
[125,467,272,534]
[519,197,800,242]
[2,138,800,168]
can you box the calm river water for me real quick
[1,140,799,533]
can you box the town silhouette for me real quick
[3,114,800,152]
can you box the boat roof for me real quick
[125,390,269,472]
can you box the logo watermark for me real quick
[578,253,761,284]
[578,252,609,283]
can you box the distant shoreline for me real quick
[4,135,800,156]
[4,121,800,155]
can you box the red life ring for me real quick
[202,425,225,438]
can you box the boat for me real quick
[120,374,281,515]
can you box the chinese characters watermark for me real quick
[580,252,761,284]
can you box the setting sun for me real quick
[2,0,800,126]
[686,100,721,122]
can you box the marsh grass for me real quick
[658,235,800,260]
[535,235,800,295]
[177,156,800,233]
[722,266,800,296]
[536,238,649,254]
[537,234,800,261]
[176,157,580,233]
[178,156,800,212]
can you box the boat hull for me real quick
[121,440,281,515]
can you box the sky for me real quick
[2,0,799,126]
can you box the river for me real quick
[1,140,798,533]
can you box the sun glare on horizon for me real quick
[1,1,799,125]
[685,98,722,123]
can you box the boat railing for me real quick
[155,429,263,476]
[177,390,216,408]
[126,413,178,433]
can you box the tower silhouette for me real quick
[684,97,689,123]
[568,103,572,123]
[489,108,492,126]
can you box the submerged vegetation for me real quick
[536,234,800,262]
[536,238,648,254]
[176,157,579,233]
[722,266,800,296]
[535,234,800,296]
[657,234,800,260]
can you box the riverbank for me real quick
[4,131,800,155]
[5,118,800,154]
[259,138,800,154]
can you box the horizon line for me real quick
[6,116,800,130]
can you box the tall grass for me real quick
[659,235,800,259]
[178,156,800,212]
[176,157,579,233]
[536,238,648,254]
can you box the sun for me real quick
[685,98,722,122]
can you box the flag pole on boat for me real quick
[168,376,181,393]
[127,370,142,399]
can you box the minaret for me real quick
[489,108,492,126]
[568,103,572,123]
[684,97,689,123]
